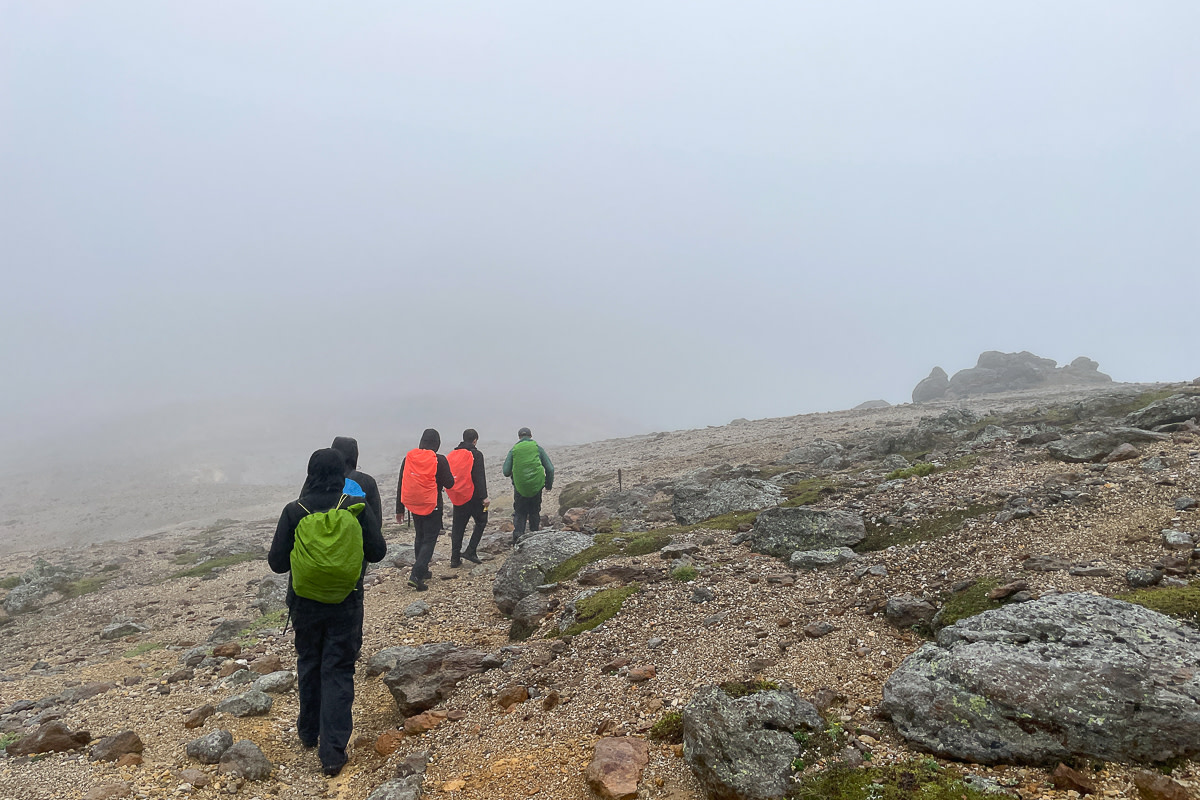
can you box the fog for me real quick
[3,2,1198,482]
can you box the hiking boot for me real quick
[407,578,426,592]
[461,552,482,565]
[299,737,317,750]
[449,558,462,569]
[322,760,346,777]
[421,567,433,580]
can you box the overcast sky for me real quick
[2,2,1197,455]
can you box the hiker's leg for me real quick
[318,602,360,772]
[513,494,529,537]
[409,518,432,582]
[449,505,468,563]
[465,500,487,556]
[292,608,324,747]
[528,490,543,532]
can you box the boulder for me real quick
[186,729,234,764]
[215,689,272,717]
[749,507,866,557]
[854,400,892,410]
[99,622,148,640]
[782,439,846,465]
[683,685,823,800]
[912,367,950,403]
[251,574,289,615]
[90,730,142,762]
[380,643,501,717]
[945,351,1110,399]
[788,547,858,570]
[1124,394,1200,430]
[7,721,91,755]
[2,578,60,615]
[882,593,1200,764]
[493,531,592,615]
[208,618,250,643]
[1048,428,1169,463]
[366,751,429,800]
[217,739,272,781]
[586,737,650,800]
[671,476,783,525]
[885,595,938,629]
[252,671,296,694]
[509,592,553,640]
[183,704,215,729]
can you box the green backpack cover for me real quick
[290,495,365,604]
[511,439,546,498]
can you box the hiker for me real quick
[299,436,382,524]
[502,427,554,542]
[395,428,455,591]
[268,448,385,777]
[446,428,489,567]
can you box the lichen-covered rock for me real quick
[671,475,783,525]
[493,531,592,615]
[214,690,272,717]
[186,729,234,764]
[379,644,501,717]
[1123,393,1200,430]
[749,507,865,557]
[217,739,272,781]
[788,547,858,570]
[683,685,823,800]
[1047,428,1168,463]
[882,593,1200,765]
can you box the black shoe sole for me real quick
[322,762,346,777]
[461,555,482,564]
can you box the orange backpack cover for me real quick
[401,449,439,516]
[445,449,476,506]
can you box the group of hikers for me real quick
[266,428,555,777]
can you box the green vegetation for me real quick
[857,503,1003,552]
[936,579,1002,629]
[168,552,261,580]
[557,479,605,516]
[648,711,683,743]
[1118,581,1200,627]
[101,563,121,572]
[123,641,163,658]
[885,462,941,481]
[0,732,23,752]
[781,478,837,507]
[544,532,671,583]
[202,518,239,535]
[0,576,19,590]
[671,564,698,582]
[789,721,850,772]
[1104,388,1189,418]
[552,584,639,638]
[172,551,202,565]
[718,679,779,698]
[60,576,112,599]
[790,759,1006,800]
[653,509,761,539]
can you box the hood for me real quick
[304,448,348,495]
[419,428,441,452]
[331,436,359,470]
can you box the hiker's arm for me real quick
[502,449,513,478]
[539,446,555,491]
[267,506,296,574]
[366,476,383,525]
[395,458,406,518]
[437,455,455,490]
[473,451,488,500]
[360,505,386,563]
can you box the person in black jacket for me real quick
[299,436,383,525]
[395,428,455,591]
[449,428,489,567]
[269,448,385,777]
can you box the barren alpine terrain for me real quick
[1,379,1199,800]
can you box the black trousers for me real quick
[451,498,488,558]
[410,511,442,581]
[292,593,362,771]
[513,490,542,537]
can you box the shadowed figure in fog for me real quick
[268,448,385,776]
[502,427,554,543]
[299,436,383,524]
[395,428,454,591]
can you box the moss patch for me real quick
[857,503,1003,552]
[1117,581,1200,627]
[168,552,261,580]
[557,480,604,516]
[648,711,683,743]
[123,641,163,658]
[0,576,20,590]
[60,576,112,599]
[718,679,779,698]
[671,564,698,582]
[544,533,670,583]
[936,579,1002,629]
[885,462,941,481]
[0,732,22,752]
[790,759,1006,799]
[781,478,838,507]
[553,584,639,638]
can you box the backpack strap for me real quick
[297,502,311,515]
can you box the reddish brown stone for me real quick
[83,783,131,800]
[183,704,215,729]
[602,657,631,674]
[178,769,209,787]
[375,730,405,756]
[248,655,282,675]
[8,721,91,756]
[212,642,241,658]
[585,737,650,800]
[115,753,142,768]
[1051,763,1097,795]
[217,661,243,678]
[627,665,656,683]
[1133,771,1192,800]
[495,686,529,709]
[403,712,445,735]
[90,730,143,762]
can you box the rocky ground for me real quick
[1,381,1199,800]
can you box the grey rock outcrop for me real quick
[187,729,234,764]
[366,751,429,800]
[100,622,147,640]
[379,643,501,717]
[252,671,296,694]
[509,592,553,640]
[749,508,866,557]
[782,439,845,466]
[885,595,938,629]
[208,618,250,643]
[882,593,1200,765]
[671,474,783,525]
[3,579,61,615]
[683,685,823,800]
[251,574,288,615]
[788,548,858,570]
[218,740,272,781]
[853,399,892,410]
[1047,428,1169,463]
[215,690,272,717]
[913,367,950,403]
[493,531,592,615]
[1123,393,1200,430]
